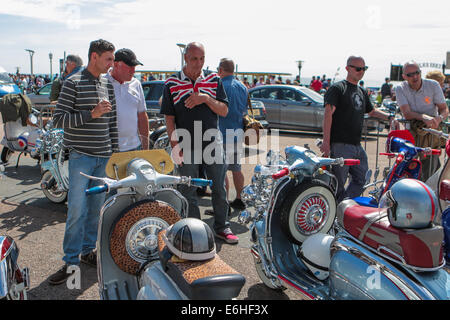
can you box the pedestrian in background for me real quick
[106,48,149,151]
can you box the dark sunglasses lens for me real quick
[406,70,420,77]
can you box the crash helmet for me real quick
[299,233,334,280]
[379,178,438,229]
[162,218,216,261]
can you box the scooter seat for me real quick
[157,230,245,300]
[337,199,444,269]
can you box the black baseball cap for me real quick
[114,48,143,66]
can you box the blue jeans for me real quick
[331,143,369,203]
[62,150,109,265]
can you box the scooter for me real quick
[0,166,30,299]
[36,120,68,203]
[354,129,441,207]
[239,145,359,244]
[239,146,450,300]
[1,107,45,166]
[84,150,245,300]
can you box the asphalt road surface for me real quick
[0,127,409,300]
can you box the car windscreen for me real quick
[0,72,13,84]
[145,83,164,101]
[299,87,324,103]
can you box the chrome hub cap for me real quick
[126,217,170,263]
[295,194,329,234]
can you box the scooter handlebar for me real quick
[272,167,290,180]
[191,178,213,187]
[85,184,109,195]
[344,159,360,166]
[431,149,442,155]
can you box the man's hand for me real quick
[185,92,207,109]
[91,100,112,119]
[320,140,331,157]
[423,114,439,129]
[171,142,184,166]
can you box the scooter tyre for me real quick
[280,180,336,244]
[41,170,68,203]
[1,147,13,163]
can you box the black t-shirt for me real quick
[161,71,228,150]
[324,80,373,145]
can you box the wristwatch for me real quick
[439,114,445,121]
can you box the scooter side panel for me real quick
[330,236,436,300]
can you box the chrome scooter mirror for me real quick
[29,114,38,125]
[365,169,372,185]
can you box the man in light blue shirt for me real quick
[217,58,248,210]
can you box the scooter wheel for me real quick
[280,180,336,244]
[41,171,67,203]
[109,199,181,274]
[1,147,13,163]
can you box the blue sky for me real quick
[1,0,449,86]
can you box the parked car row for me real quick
[23,79,381,134]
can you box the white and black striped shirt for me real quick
[53,68,119,157]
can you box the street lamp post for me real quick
[176,43,186,70]
[296,60,304,84]
[49,52,53,80]
[25,49,35,76]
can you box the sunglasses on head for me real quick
[348,65,368,72]
[405,70,421,77]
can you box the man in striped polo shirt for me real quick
[49,39,119,285]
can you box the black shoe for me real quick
[229,198,245,210]
[80,250,97,267]
[48,264,72,285]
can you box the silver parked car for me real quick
[26,83,52,107]
[248,85,378,132]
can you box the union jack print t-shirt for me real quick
[161,70,228,149]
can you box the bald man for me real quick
[320,56,394,202]
[161,42,239,244]
[395,61,448,181]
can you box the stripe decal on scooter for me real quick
[277,275,316,300]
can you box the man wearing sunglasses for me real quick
[395,61,448,181]
[321,56,395,202]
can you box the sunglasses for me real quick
[405,70,421,77]
[348,65,368,72]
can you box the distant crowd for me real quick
[8,73,57,94]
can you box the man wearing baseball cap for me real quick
[106,48,149,151]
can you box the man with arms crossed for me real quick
[395,61,448,182]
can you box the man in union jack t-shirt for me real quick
[161,42,239,244]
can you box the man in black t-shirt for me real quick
[320,56,394,202]
[161,42,239,244]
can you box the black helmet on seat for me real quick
[162,218,216,261]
